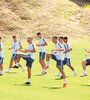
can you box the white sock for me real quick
[64,79,66,84]
[16,63,19,66]
[84,70,86,74]
[28,79,30,82]
[58,71,60,74]
[8,68,10,71]
[46,61,49,66]
[22,67,25,69]
[0,71,2,74]
[73,70,76,73]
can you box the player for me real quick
[6,36,25,72]
[80,48,90,77]
[63,37,77,77]
[36,32,47,75]
[55,37,66,76]
[0,37,4,76]
[46,36,67,87]
[13,37,36,84]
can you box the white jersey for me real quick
[65,42,72,58]
[28,43,35,60]
[55,42,64,60]
[61,43,67,60]
[12,41,21,54]
[0,43,4,58]
[39,37,47,52]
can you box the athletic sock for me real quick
[73,70,76,73]
[8,68,10,71]
[64,79,66,84]
[28,79,30,82]
[46,61,49,66]
[16,63,19,66]
[84,70,86,74]
[0,71,2,74]
[22,67,25,69]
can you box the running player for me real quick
[63,37,77,77]
[55,37,66,76]
[0,37,4,76]
[36,32,47,75]
[46,36,67,87]
[13,37,36,84]
[80,48,90,77]
[6,36,25,72]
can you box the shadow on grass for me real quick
[33,74,43,76]
[14,83,32,87]
[81,84,90,87]
[42,86,61,89]
[5,72,18,74]
[55,76,69,80]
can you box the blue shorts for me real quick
[86,58,90,66]
[51,54,63,69]
[39,52,46,60]
[0,57,3,64]
[11,54,18,60]
[21,54,34,68]
[63,58,71,66]
[51,54,57,61]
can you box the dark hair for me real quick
[0,37,1,40]
[52,36,58,39]
[12,36,16,38]
[37,32,41,35]
[63,37,68,39]
[59,37,63,39]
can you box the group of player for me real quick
[0,32,90,87]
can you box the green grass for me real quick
[0,39,90,100]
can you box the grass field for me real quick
[0,39,90,100]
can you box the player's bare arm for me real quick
[84,48,90,53]
[0,48,2,51]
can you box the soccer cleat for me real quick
[12,65,19,69]
[60,76,63,79]
[55,73,60,76]
[25,82,31,84]
[80,73,87,77]
[0,74,3,76]
[45,66,50,70]
[74,72,77,77]
[63,83,67,88]
[5,70,10,73]
[41,71,47,75]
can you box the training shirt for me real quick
[28,43,35,60]
[65,42,72,58]
[39,37,47,52]
[0,43,4,58]
[12,41,21,54]
[55,42,64,60]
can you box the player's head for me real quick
[63,37,68,43]
[12,36,17,42]
[27,37,33,43]
[52,36,58,43]
[0,37,1,42]
[36,32,42,39]
[59,37,63,43]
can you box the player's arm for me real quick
[52,48,64,51]
[9,47,13,50]
[84,48,90,53]
[36,43,47,46]
[19,48,36,53]
[19,45,22,49]
[85,53,90,57]
[0,48,2,51]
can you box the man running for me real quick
[80,48,90,77]
[6,36,25,72]
[0,37,4,76]
[46,36,67,87]
[13,37,36,84]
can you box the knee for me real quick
[46,53,50,58]
[82,60,85,64]
[39,60,42,63]
[18,54,21,57]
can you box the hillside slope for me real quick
[0,0,90,39]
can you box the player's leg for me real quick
[39,52,47,75]
[80,59,90,77]
[14,60,25,72]
[45,53,56,70]
[67,58,77,76]
[0,64,3,75]
[56,60,67,87]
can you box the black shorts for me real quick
[86,58,90,66]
